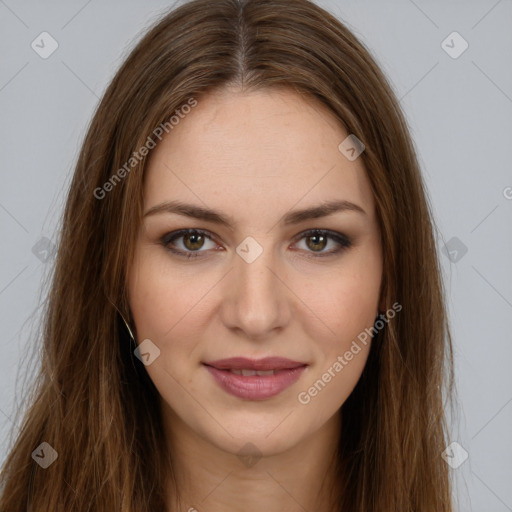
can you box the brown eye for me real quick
[183,232,205,251]
[305,233,328,252]
[161,229,217,259]
[161,228,351,260]
[294,229,352,258]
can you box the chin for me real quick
[196,409,315,458]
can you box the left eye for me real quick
[161,228,351,259]
[293,229,351,256]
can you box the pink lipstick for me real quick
[202,357,308,400]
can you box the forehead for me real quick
[143,87,376,222]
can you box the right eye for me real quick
[160,229,220,259]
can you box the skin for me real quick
[127,85,384,512]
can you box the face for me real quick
[127,86,383,457]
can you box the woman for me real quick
[0,0,455,510]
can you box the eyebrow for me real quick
[143,199,367,227]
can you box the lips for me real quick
[202,357,308,400]
[203,356,306,371]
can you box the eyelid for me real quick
[160,228,351,259]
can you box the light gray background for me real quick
[1,1,511,510]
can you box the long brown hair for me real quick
[0,0,455,510]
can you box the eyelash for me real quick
[160,228,352,260]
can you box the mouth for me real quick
[202,357,308,400]
[220,368,278,376]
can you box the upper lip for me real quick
[203,357,307,371]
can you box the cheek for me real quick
[292,255,380,415]
[128,252,170,338]
[298,344,370,416]
[299,248,382,351]
[296,264,378,411]
[127,246,216,355]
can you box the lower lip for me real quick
[203,364,307,400]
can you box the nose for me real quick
[219,242,292,341]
